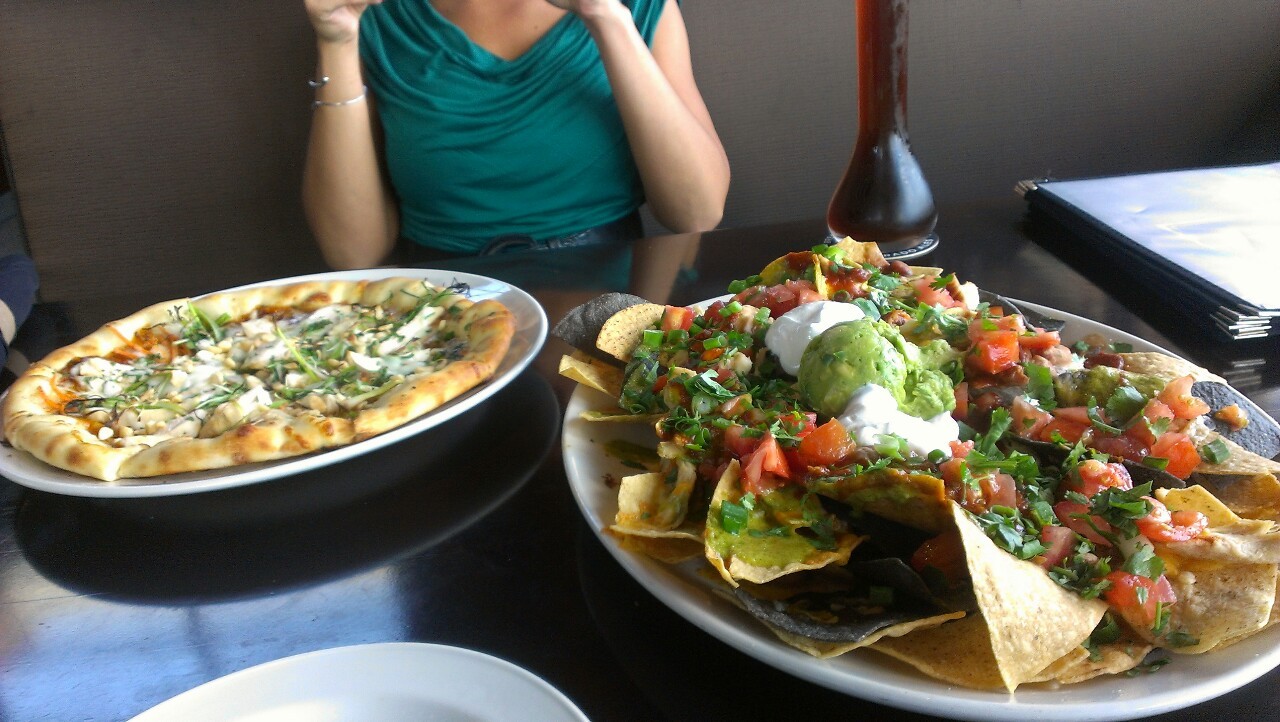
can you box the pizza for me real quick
[1,277,515,481]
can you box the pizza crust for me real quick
[1,278,516,481]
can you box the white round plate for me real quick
[562,298,1280,722]
[128,642,589,722]
[0,268,547,497]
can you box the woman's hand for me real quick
[305,0,382,45]
[544,0,620,20]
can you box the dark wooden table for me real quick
[1,197,1277,721]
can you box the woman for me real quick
[302,0,729,268]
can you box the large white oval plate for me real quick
[128,642,589,722]
[562,298,1280,722]
[0,268,547,498]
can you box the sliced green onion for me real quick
[1199,438,1230,465]
[1142,456,1170,471]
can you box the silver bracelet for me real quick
[313,86,368,109]
[307,76,330,89]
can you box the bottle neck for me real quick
[856,0,910,139]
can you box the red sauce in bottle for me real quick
[827,0,937,245]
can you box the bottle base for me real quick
[824,231,939,261]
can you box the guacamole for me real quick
[797,319,957,419]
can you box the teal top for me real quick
[360,0,666,253]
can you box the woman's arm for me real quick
[302,0,400,270]
[572,0,730,233]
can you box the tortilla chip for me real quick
[1157,485,1245,527]
[1158,563,1277,653]
[595,303,665,362]
[1213,575,1280,649]
[1117,352,1227,384]
[763,609,966,659]
[612,469,696,534]
[551,292,652,356]
[607,528,704,563]
[869,614,1008,690]
[705,462,861,587]
[579,409,664,424]
[558,352,625,397]
[950,503,1109,690]
[810,469,954,534]
[830,237,887,267]
[1187,421,1280,476]
[1028,642,1152,685]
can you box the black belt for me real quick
[397,211,643,264]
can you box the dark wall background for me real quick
[1,0,1277,317]
[683,0,1280,229]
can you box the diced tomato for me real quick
[749,281,822,318]
[723,424,759,458]
[979,472,1018,510]
[1036,525,1078,569]
[1010,396,1052,439]
[967,314,1025,344]
[748,433,790,479]
[910,531,968,586]
[952,382,969,422]
[949,440,974,458]
[1053,406,1093,425]
[968,331,1021,375]
[1104,571,1177,627]
[1157,375,1211,420]
[1125,399,1176,446]
[660,305,694,332]
[1053,500,1112,546]
[1018,328,1063,352]
[1149,432,1201,479]
[1136,496,1209,543]
[1067,458,1134,498]
[1090,434,1149,463]
[1039,417,1090,445]
[940,457,983,509]
[741,436,791,496]
[797,418,856,467]
[912,276,960,308]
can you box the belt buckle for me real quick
[480,234,538,255]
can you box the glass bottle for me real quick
[826,0,937,253]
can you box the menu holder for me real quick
[1017,162,1280,341]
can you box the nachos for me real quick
[555,239,1280,690]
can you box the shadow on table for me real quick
[12,370,560,603]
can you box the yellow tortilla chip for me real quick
[558,351,624,397]
[704,462,861,587]
[1028,642,1152,685]
[949,503,1108,691]
[607,528,704,564]
[869,614,1008,690]
[830,237,887,267]
[612,468,696,534]
[1117,352,1227,384]
[595,303,664,362]
[810,469,952,533]
[1159,563,1277,653]
[1157,485,1245,527]
[1157,486,1280,564]
[579,409,663,424]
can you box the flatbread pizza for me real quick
[2,277,515,481]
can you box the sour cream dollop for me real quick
[837,384,960,459]
[764,300,866,376]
